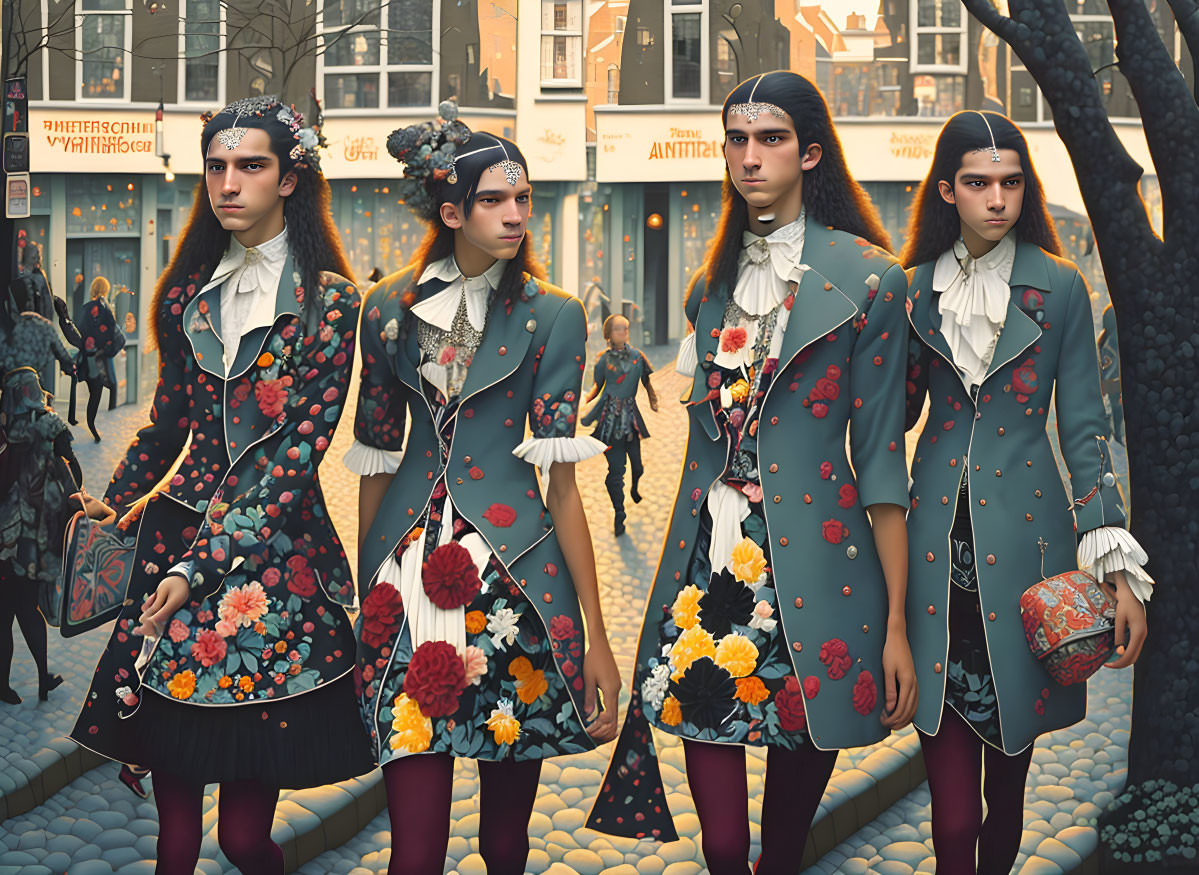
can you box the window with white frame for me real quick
[607,64,619,103]
[77,0,130,100]
[541,0,583,87]
[667,0,704,101]
[910,0,967,74]
[180,0,223,103]
[320,0,435,110]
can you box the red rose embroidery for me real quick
[819,638,852,680]
[816,378,840,400]
[483,503,517,528]
[820,461,833,480]
[422,542,483,610]
[403,640,467,717]
[254,378,289,419]
[803,676,821,699]
[775,676,807,731]
[837,484,858,509]
[720,326,748,353]
[811,402,828,419]
[852,670,878,715]
[360,581,404,649]
[550,615,577,641]
[468,466,485,480]
[826,365,842,380]
[1012,364,1038,396]
[822,519,847,544]
[1034,698,1046,715]
[285,555,317,598]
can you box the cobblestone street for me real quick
[0,343,1131,874]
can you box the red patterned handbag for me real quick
[56,510,139,637]
[1020,567,1118,686]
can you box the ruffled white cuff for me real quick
[512,435,606,469]
[168,560,194,582]
[343,439,404,476]
[1079,526,1155,603]
[675,331,698,376]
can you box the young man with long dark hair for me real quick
[347,102,621,874]
[70,97,372,874]
[589,71,918,873]
[901,110,1150,874]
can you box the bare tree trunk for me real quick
[962,1,1199,869]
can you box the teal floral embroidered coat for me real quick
[904,242,1126,755]
[589,222,911,841]
[354,268,597,760]
[72,259,360,756]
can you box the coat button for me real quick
[679,540,686,550]
[846,545,858,559]
[779,537,789,546]
[543,593,553,603]
[950,458,957,467]
[979,499,986,506]
[769,463,778,473]
[1103,472,1116,487]
[975,412,981,420]
[691,509,698,517]
[464,456,472,464]
[456,478,464,484]
[986,554,996,565]
[498,346,507,355]
[926,552,935,562]
[988,611,997,621]
[997,427,1005,435]
[842,585,852,596]
[995,469,1001,477]
[525,319,537,332]
[862,625,869,633]
[803,494,812,503]
[928,605,936,615]
[499,545,507,552]
[794,597,803,608]
[1027,460,1033,467]
[1035,490,1042,498]
[934,662,943,674]
[689,461,698,471]
[519,578,527,586]
[770,416,779,425]
[773,495,781,503]
[1026,513,1033,521]
[792,641,802,652]
[941,496,949,504]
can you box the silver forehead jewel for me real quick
[975,111,1001,162]
[216,108,248,150]
[489,159,523,186]
[728,102,787,124]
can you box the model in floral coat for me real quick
[582,313,659,535]
[900,112,1150,875]
[70,98,372,875]
[348,107,621,875]
[589,72,918,874]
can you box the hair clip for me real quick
[975,111,1001,162]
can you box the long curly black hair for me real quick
[149,131,353,347]
[900,111,1061,269]
[689,71,892,304]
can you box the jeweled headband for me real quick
[727,73,789,125]
[200,95,326,172]
[447,142,524,187]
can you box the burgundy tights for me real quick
[382,753,543,875]
[151,769,283,874]
[918,705,1034,875]
[683,739,839,875]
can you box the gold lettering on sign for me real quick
[889,131,934,160]
[42,118,154,154]
[538,128,565,147]
[648,138,723,160]
[344,136,379,162]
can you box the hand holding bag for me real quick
[57,509,138,637]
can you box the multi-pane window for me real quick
[78,0,130,100]
[541,0,582,86]
[911,0,967,73]
[181,0,222,103]
[321,0,435,109]
[668,0,704,101]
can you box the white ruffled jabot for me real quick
[933,233,1016,388]
[733,210,807,317]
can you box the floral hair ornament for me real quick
[386,99,475,221]
[200,95,324,172]
[974,110,1002,163]
[727,72,789,125]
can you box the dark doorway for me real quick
[642,184,669,346]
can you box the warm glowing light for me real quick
[646,213,663,229]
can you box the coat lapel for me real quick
[182,282,226,377]
[457,284,536,404]
[226,254,301,381]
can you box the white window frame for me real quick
[177,0,226,106]
[316,0,440,114]
[42,0,51,100]
[909,0,968,75]
[540,0,584,89]
[75,0,133,102]
[664,0,708,104]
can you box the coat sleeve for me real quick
[103,294,191,512]
[1053,269,1126,534]
[848,261,911,509]
[345,283,410,475]
[183,278,361,598]
[512,296,605,468]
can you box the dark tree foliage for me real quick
[960,0,1199,870]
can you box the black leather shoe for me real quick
[38,674,64,701]
[614,511,626,536]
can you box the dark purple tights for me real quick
[918,705,1034,875]
[683,739,839,875]
[151,769,283,874]
[382,753,543,875]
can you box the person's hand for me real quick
[1103,571,1147,669]
[649,395,660,413]
[137,575,189,637]
[582,638,622,742]
[880,628,918,729]
[72,490,116,525]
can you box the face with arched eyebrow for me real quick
[939,147,1025,254]
[439,163,533,262]
[205,127,297,245]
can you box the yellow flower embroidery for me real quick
[389,693,433,753]
[167,670,196,700]
[660,695,682,726]
[729,537,767,586]
[509,656,548,704]
[714,633,758,678]
[728,378,750,403]
[238,675,255,693]
[487,699,521,745]
[671,584,702,631]
[669,625,716,680]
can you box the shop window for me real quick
[320,0,435,109]
[180,0,223,103]
[330,180,423,284]
[911,0,966,74]
[66,176,141,235]
[541,0,583,87]
[77,0,130,100]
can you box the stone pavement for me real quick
[0,342,1132,873]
